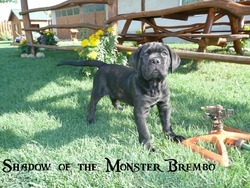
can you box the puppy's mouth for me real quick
[151,70,161,78]
[149,69,165,80]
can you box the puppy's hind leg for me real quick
[87,88,104,124]
[110,97,123,110]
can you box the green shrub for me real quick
[0,33,12,41]
[75,27,129,77]
[39,30,57,46]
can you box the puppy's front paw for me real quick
[172,135,186,143]
[166,132,186,143]
[87,114,95,124]
[143,140,156,152]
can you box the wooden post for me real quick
[108,0,118,35]
[141,0,146,33]
[20,0,35,54]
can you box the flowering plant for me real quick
[75,27,128,77]
[39,30,57,45]
[18,38,38,54]
[241,25,250,49]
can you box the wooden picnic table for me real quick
[106,0,250,54]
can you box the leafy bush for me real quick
[18,29,57,55]
[241,25,250,49]
[38,30,57,46]
[18,38,38,54]
[75,27,129,77]
[0,33,12,41]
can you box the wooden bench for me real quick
[107,0,250,54]
[119,33,249,47]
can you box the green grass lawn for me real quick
[0,43,250,187]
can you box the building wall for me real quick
[56,14,81,39]
[9,13,50,41]
[0,21,12,37]
[10,14,22,39]
[51,1,181,40]
[53,5,106,39]
[80,11,106,38]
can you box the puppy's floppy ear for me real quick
[129,45,143,70]
[165,45,181,73]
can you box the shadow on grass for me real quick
[30,93,130,149]
[0,46,135,150]
[0,130,26,150]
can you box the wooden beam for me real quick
[176,50,250,65]
[26,43,77,51]
[116,44,250,65]
[22,23,105,32]
[20,0,113,15]
[25,43,250,65]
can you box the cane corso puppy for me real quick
[58,42,185,151]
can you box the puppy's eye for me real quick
[161,51,168,56]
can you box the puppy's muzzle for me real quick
[149,58,161,65]
[151,70,161,79]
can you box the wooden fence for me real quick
[0,21,12,37]
[19,0,118,54]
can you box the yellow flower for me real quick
[20,38,26,45]
[89,33,100,41]
[81,39,89,47]
[89,34,100,47]
[90,39,99,47]
[79,50,84,56]
[107,27,113,33]
[43,30,49,35]
[96,30,104,36]
[244,26,250,31]
[136,29,142,34]
[43,30,54,36]
[127,51,132,55]
[87,51,98,60]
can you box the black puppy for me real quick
[58,42,185,151]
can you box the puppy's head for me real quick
[129,42,180,81]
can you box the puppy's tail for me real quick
[57,60,106,68]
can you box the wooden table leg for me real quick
[229,16,243,55]
[119,19,132,44]
[195,8,216,64]
[197,8,216,53]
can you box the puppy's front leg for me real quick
[157,101,185,142]
[134,106,155,152]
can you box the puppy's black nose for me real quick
[150,58,161,64]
